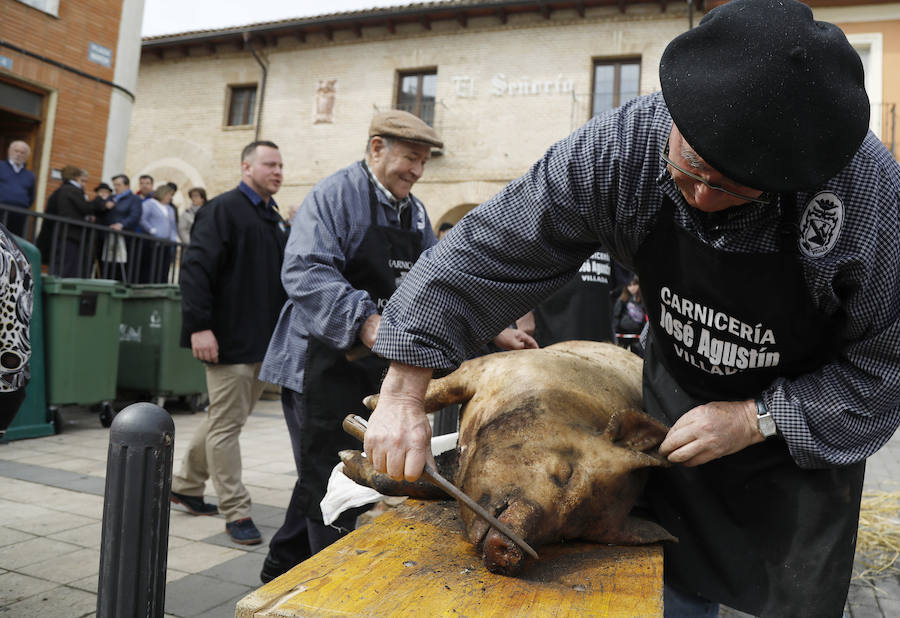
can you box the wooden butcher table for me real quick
[236,499,663,617]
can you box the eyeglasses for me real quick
[661,139,770,205]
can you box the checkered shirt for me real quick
[373,91,900,469]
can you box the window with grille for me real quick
[396,70,437,126]
[227,85,257,126]
[592,59,640,117]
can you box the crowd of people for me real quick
[0,141,208,283]
[2,2,899,615]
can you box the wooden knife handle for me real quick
[343,414,368,443]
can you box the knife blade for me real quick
[342,414,539,560]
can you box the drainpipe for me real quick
[243,32,267,141]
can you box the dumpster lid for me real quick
[42,276,129,296]
[125,284,181,300]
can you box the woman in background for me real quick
[178,186,207,246]
[612,276,647,356]
[140,184,178,282]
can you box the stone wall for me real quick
[129,4,692,220]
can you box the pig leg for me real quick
[339,449,458,499]
[363,361,481,412]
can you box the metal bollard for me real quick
[97,402,175,618]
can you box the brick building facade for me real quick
[131,0,899,225]
[0,0,143,216]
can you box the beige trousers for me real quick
[171,362,267,522]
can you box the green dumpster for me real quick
[42,277,127,422]
[117,284,206,403]
[3,236,53,441]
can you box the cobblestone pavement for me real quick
[0,399,896,616]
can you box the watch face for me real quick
[758,414,777,438]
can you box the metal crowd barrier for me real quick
[0,202,185,284]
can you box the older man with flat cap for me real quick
[258,110,534,582]
[364,1,900,615]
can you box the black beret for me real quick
[659,0,869,192]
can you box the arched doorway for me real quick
[434,202,478,235]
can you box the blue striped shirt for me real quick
[373,91,900,469]
[259,161,437,392]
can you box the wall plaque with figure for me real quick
[315,79,337,123]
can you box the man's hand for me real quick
[109,222,123,231]
[659,399,764,466]
[365,362,434,481]
[493,327,539,351]
[191,329,219,363]
[515,311,536,337]
[359,313,381,349]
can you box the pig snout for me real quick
[477,498,542,576]
[483,528,525,575]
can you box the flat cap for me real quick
[369,109,443,149]
[660,0,869,192]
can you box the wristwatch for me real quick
[755,398,777,438]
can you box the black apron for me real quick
[533,249,614,346]
[299,171,425,521]
[634,195,864,617]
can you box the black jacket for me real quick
[179,186,288,364]
[36,182,104,255]
[612,297,646,335]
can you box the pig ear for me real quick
[613,407,670,452]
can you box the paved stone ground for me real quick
[0,398,896,617]
[0,399,293,617]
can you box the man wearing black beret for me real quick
[363,0,900,615]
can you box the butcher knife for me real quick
[342,414,539,559]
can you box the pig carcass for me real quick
[342,340,675,576]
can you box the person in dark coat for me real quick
[37,166,106,277]
[0,141,36,237]
[171,141,289,547]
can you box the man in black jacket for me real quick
[171,141,289,545]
